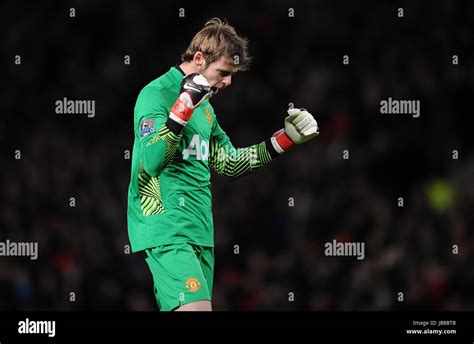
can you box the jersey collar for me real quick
[169,65,185,86]
[175,64,186,76]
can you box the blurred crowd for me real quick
[1,0,473,310]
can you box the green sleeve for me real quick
[135,87,183,177]
[209,120,278,180]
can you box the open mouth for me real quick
[211,87,219,95]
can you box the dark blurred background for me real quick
[1,0,473,311]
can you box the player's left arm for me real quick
[209,108,319,180]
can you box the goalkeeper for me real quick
[127,18,319,311]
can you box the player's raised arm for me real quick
[209,107,319,180]
[137,74,212,177]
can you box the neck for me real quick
[179,62,198,76]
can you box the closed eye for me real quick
[217,69,235,77]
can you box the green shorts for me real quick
[144,242,214,311]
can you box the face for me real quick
[195,54,238,94]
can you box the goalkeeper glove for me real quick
[169,73,212,127]
[271,108,319,154]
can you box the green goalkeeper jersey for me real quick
[127,66,279,252]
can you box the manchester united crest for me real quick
[185,277,201,292]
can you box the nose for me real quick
[222,75,232,87]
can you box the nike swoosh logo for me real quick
[183,84,201,93]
